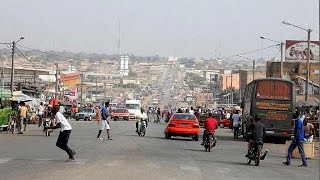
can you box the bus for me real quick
[241,78,295,140]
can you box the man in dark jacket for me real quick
[283,115,307,166]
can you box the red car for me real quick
[111,108,129,121]
[219,118,232,128]
[164,113,200,141]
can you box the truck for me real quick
[125,100,142,119]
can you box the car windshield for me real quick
[125,104,140,109]
[173,114,196,120]
[80,108,92,113]
[114,109,128,113]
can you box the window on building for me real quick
[315,69,320,75]
[301,69,307,74]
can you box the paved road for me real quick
[0,120,319,180]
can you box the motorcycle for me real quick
[203,132,217,152]
[8,118,16,134]
[44,118,52,136]
[137,119,147,137]
[247,138,268,166]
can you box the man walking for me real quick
[283,115,307,166]
[20,102,28,132]
[96,102,113,140]
[37,102,44,127]
[46,105,76,161]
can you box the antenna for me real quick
[118,20,121,60]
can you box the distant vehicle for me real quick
[75,108,96,121]
[125,100,141,119]
[241,78,295,140]
[219,118,232,128]
[110,102,117,108]
[164,113,200,141]
[111,108,129,121]
[152,99,159,105]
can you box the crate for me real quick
[285,141,314,159]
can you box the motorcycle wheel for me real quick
[141,127,146,137]
[255,146,261,166]
[247,158,251,165]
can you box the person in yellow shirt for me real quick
[20,102,28,132]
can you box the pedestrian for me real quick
[96,102,113,140]
[303,119,315,142]
[20,102,28,132]
[46,105,76,161]
[37,102,44,127]
[283,115,308,166]
[157,107,161,123]
[189,107,195,115]
[232,110,241,139]
[10,102,22,134]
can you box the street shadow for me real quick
[143,136,166,140]
[196,159,248,166]
[183,148,204,152]
[215,134,245,142]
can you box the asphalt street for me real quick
[0,119,319,180]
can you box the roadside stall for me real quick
[0,89,12,131]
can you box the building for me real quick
[120,55,129,76]
[221,73,240,90]
[239,70,266,92]
[266,61,320,96]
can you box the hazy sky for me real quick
[0,0,319,60]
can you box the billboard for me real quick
[285,40,320,61]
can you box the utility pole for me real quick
[95,76,98,102]
[1,67,3,94]
[280,42,284,78]
[55,63,59,99]
[80,73,83,106]
[10,41,15,96]
[104,82,106,102]
[253,60,255,80]
[305,29,311,102]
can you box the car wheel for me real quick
[76,119,79,121]
[219,123,224,128]
[193,135,199,141]
[114,117,118,121]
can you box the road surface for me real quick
[0,120,318,180]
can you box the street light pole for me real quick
[253,60,255,80]
[260,36,283,78]
[306,29,311,102]
[10,41,15,95]
[282,21,312,102]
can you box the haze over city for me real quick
[0,0,319,59]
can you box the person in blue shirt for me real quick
[283,115,307,166]
[96,102,113,140]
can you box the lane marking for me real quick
[104,160,122,167]
[179,165,200,172]
[0,158,12,164]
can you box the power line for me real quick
[16,44,82,61]
[217,44,279,60]
[15,47,38,66]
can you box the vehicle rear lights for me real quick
[168,123,176,127]
[193,124,199,128]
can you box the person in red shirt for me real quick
[201,113,218,145]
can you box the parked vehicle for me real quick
[164,113,200,141]
[111,108,129,121]
[246,138,268,166]
[241,78,295,140]
[75,108,96,121]
[202,132,217,152]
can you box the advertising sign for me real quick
[285,40,320,61]
[256,101,290,111]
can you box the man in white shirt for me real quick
[37,102,44,127]
[46,105,76,161]
[189,107,195,115]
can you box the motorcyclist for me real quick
[136,108,148,132]
[246,115,266,157]
[201,113,218,145]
